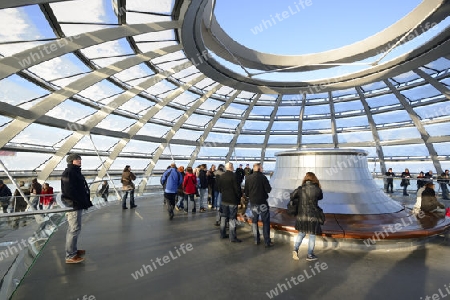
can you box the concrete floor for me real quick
[11,193,450,300]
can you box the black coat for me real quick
[244,171,272,205]
[219,170,242,205]
[292,181,323,235]
[61,164,93,210]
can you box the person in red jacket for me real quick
[40,183,54,209]
[182,167,197,213]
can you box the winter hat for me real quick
[66,153,81,163]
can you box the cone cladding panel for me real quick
[268,149,404,214]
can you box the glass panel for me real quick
[302,120,331,130]
[415,102,450,120]
[237,134,265,144]
[172,128,202,141]
[80,38,134,59]
[272,121,298,131]
[137,123,169,138]
[95,114,136,131]
[46,99,96,123]
[366,94,398,108]
[335,115,369,128]
[277,106,300,116]
[242,121,268,131]
[8,123,70,147]
[268,135,297,144]
[382,144,429,157]
[378,127,421,141]
[0,75,49,106]
[433,142,450,156]
[400,84,440,101]
[50,0,118,24]
[198,146,229,157]
[121,140,160,154]
[301,134,333,144]
[334,100,364,113]
[0,6,56,43]
[372,110,411,125]
[28,54,91,82]
[304,104,330,116]
[204,132,233,144]
[250,106,274,116]
[127,0,175,14]
[185,114,212,127]
[78,80,124,102]
[424,123,450,137]
[338,131,374,143]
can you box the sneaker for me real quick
[199,207,206,212]
[175,206,179,211]
[122,207,128,210]
[184,209,188,214]
[306,254,318,261]
[214,221,220,227]
[77,250,86,257]
[292,250,299,260]
[66,255,84,264]
[130,205,137,209]
[231,238,242,243]
[169,211,174,220]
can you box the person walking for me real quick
[291,172,324,261]
[161,163,183,219]
[182,167,197,213]
[121,165,137,209]
[244,163,273,248]
[61,153,93,264]
[218,162,242,242]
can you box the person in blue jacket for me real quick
[161,163,183,220]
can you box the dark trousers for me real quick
[220,204,238,240]
[165,193,176,214]
[386,180,393,192]
[251,203,271,246]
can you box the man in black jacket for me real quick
[244,163,273,248]
[218,162,242,242]
[0,180,12,213]
[61,153,93,264]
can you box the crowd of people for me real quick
[384,168,450,200]
[0,178,56,213]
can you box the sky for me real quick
[214,0,422,55]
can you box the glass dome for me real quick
[0,0,449,192]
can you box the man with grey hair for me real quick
[244,163,273,248]
[218,162,242,242]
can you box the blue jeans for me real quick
[220,204,238,240]
[294,232,316,255]
[215,192,222,222]
[199,188,208,209]
[66,210,82,259]
[122,189,135,208]
[251,203,271,245]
